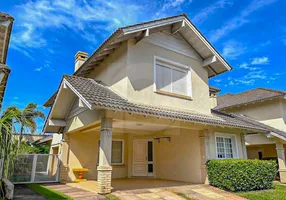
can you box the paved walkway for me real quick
[44,182,246,200]
[113,184,246,200]
[14,185,46,200]
[43,183,106,200]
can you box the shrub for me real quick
[206,159,277,192]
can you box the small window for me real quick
[216,134,237,159]
[98,140,124,165]
[154,57,191,98]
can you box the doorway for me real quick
[133,139,154,177]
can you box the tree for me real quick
[0,107,20,178]
[6,103,45,148]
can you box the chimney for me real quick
[74,51,88,72]
[209,86,220,109]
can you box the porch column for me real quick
[199,130,210,184]
[240,133,248,159]
[276,142,286,183]
[97,117,113,194]
[59,134,70,183]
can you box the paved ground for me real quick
[13,185,46,200]
[44,183,106,200]
[44,180,246,200]
[112,184,246,200]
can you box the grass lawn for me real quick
[237,183,286,200]
[171,191,198,200]
[27,184,73,200]
[105,194,120,200]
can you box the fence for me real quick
[8,154,60,184]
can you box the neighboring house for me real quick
[12,133,51,145]
[0,12,13,110]
[216,88,286,161]
[43,14,286,194]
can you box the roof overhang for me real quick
[267,132,286,142]
[74,13,232,78]
[0,12,14,65]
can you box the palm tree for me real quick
[0,106,20,179]
[6,103,45,148]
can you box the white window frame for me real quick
[153,56,192,98]
[98,139,125,165]
[215,133,239,159]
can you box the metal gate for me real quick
[8,154,60,184]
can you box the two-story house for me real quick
[43,14,286,194]
[216,88,286,162]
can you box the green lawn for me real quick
[105,194,121,200]
[171,191,198,200]
[27,184,72,200]
[237,183,286,200]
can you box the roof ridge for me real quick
[120,13,186,29]
[257,87,286,94]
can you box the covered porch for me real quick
[59,110,213,194]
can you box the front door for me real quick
[133,139,154,177]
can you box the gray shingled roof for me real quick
[62,75,276,132]
[216,88,286,110]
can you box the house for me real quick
[43,14,286,194]
[0,12,14,110]
[12,133,51,145]
[216,88,286,162]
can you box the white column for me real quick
[240,133,248,159]
[276,142,286,183]
[97,117,113,194]
[199,129,210,184]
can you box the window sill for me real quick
[155,90,192,100]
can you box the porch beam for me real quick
[48,119,66,127]
[135,29,149,44]
[172,20,185,34]
[276,141,286,183]
[97,117,113,194]
[202,55,217,67]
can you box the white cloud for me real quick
[251,57,269,65]
[210,0,277,42]
[155,0,191,18]
[238,56,269,71]
[10,0,145,53]
[238,63,258,70]
[34,67,43,72]
[192,0,233,25]
[222,40,246,59]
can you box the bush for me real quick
[206,159,277,192]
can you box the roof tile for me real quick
[64,75,276,132]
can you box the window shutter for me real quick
[112,141,123,164]
[172,68,188,95]
[156,63,172,92]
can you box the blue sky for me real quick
[1,0,286,132]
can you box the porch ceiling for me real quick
[112,121,172,132]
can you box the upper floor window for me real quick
[154,56,192,99]
[215,133,237,159]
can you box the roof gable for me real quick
[74,13,232,78]
[216,88,286,110]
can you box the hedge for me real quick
[206,159,277,192]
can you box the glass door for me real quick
[147,140,154,176]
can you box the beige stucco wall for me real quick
[87,33,210,114]
[224,99,286,132]
[154,129,202,183]
[63,125,247,183]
